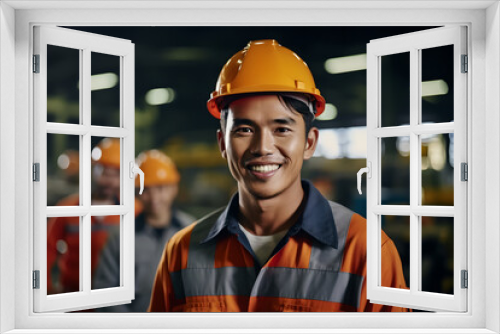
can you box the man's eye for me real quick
[276,127,291,133]
[234,127,252,133]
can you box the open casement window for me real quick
[33,26,138,312]
[364,26,467,312]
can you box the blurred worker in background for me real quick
[149,39,408,312]
[94,150,194,312]
[47,138,126,294]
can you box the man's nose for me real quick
[250,129,274,156]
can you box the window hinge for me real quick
[461,54,468,73]
[461,270,468,289]
[461,162,468,181]
[33,270,40,289]
[33,163,40,182]
[33,54,40,73]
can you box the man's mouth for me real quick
[248,164,281,173]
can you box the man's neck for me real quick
[237,179,305,236]
[146,209,172,229]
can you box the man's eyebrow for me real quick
[231,118,255,127]
[230,117,297,127]
[273,117,297,125]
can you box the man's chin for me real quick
[245,184,282,200]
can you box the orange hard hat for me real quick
[135,150,180,187]
[91,138,121,169]
[207,39,326,119]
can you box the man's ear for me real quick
[303,127,319,160]
[217,129,227,159]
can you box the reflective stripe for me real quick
[186,210,222,269]
[308,202,353,271]
[251,267,364,308]
[171,266,257,300]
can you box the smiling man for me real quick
[148,40,408,312]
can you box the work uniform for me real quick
[148,181,408,312]
[94,210,194,312]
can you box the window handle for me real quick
[357,162,371,195]
[129,162,144,195]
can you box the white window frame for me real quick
[0,1,498,333]
[366,26,468,312]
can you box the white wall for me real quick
[486,2,500,333]
[0,2,16,333]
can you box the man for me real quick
[47,138,124,294]
[148,39,408,312]
[94,150,194,311]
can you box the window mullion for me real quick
[81,47,92,294]
[409,48,420,295]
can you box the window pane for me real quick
[421,45,454,124]
[47,134,80,206]
[91,215,121,290]
[421,216,454,294]
[381,52,410,127]
[91,52,120,127]
[381,137,410,205]
[381,215,410,289]
[47,45,80,124]
[421,134,454,206]
[91,137,121,205]
[47,216,81,294]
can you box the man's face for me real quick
[217,95,318,200]
[93,164,121,200]
[141,184,178,216]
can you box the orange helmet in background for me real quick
[135,150,180,187]
[207,39,326,119]
[91,138,121,169]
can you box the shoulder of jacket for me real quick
[329,202,366,248]
[167,207,225,251]
[193,207,225,228]
[327,200,356,217]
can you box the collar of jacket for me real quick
[200,180,338,249]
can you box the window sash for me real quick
[32,25,136,313]
[366,26,468,312]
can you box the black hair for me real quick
[219,92,315,137]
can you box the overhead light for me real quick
[91,73,118,91]
[316,103,338,121]
[145,88,176,106]
[422,79,449,97]
[324,54,367,74]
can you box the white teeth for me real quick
[249,164,280,172]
